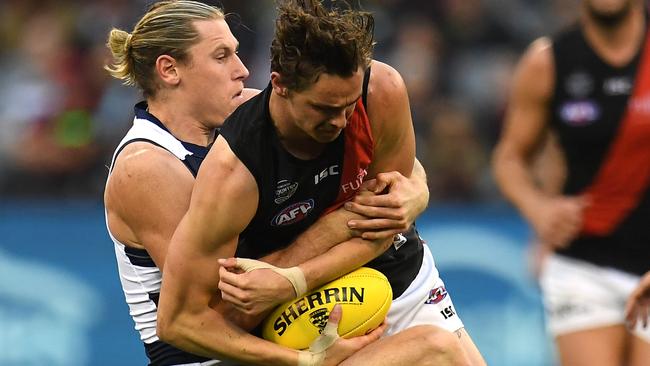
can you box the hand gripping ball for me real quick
[262,267,392,350]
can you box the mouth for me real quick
[318,124,343,134]
[233,89,243,99]
[319,128,343,141]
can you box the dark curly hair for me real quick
[271,0,375,92]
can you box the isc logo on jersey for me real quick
[271,199,315,226]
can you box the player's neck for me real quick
[269,93,327,160]
[146,99,215,147]
[581,5,646,67]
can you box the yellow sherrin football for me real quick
[262,267,392,350]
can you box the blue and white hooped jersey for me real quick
[105,102,211,365]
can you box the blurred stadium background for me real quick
[0,0,582,364]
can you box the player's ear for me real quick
[156,55,180,86]
[271,72,289,97]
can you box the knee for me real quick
[410,326,470,366]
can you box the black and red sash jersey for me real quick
[549,24,650,275]
[219,70,424,298]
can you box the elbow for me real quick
[377,236,394,255]
[491,143,513,181]
[491,143,505,171]
[156,309,186,346]
[156,314,177,344]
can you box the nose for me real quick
[233,54,249,81]
[329,109,348,129]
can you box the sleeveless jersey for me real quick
[550,24,650,275]
[105,102,211,365]
[219,69,424,298]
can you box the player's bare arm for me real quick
[157,137,379,365]
[364,60,417,177]
[263,157,429,269]
[157,136,295,363]
[105,142,194,268]
[492,38,555,215]
[346,61,430,239]
[346,158,429,239]
[492,38,586,248]
[219,186,423,316]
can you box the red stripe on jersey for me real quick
[581,29,650,235]
[323,99,374,214]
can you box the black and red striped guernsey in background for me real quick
[550,24,650,275]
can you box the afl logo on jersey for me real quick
[424,286,448,305]
[559,100,600,126]
[272,199,315,226]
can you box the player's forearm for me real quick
[157,306,298,365]
[492,147,547,221]
[297,236,393,291]
[411,158,430,213]
[263,207,364,267]
[159,213,298,364]
[265,158,428,268]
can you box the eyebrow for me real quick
[311,93,362,109]
[212,41,239,53]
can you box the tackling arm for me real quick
[156,136,300,365]
[264,157,428,269]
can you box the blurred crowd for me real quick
[0,0,579,201]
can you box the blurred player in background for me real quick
[104,1,439,365]
[492,0,650,365]
[158,0,485,365]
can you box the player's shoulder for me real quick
[222,87,268,138]
[200,136,254,183]
[366,60,408,103]
[507,36,556,102]
[518,37,554,76]
[190,136,258,213]
[220,87,270,173]
[242,87,261,102]
[108,142,193,196]
[364,60,409,121]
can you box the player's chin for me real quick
[232,92,246,107]
[315,129,342,143]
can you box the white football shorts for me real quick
[539,253,650,342]
[385,245,465,336]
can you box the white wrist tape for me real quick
[235,258,308,298]
[297,350,325,366]
[297,310,340,366]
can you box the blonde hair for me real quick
[105,0,224,97]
